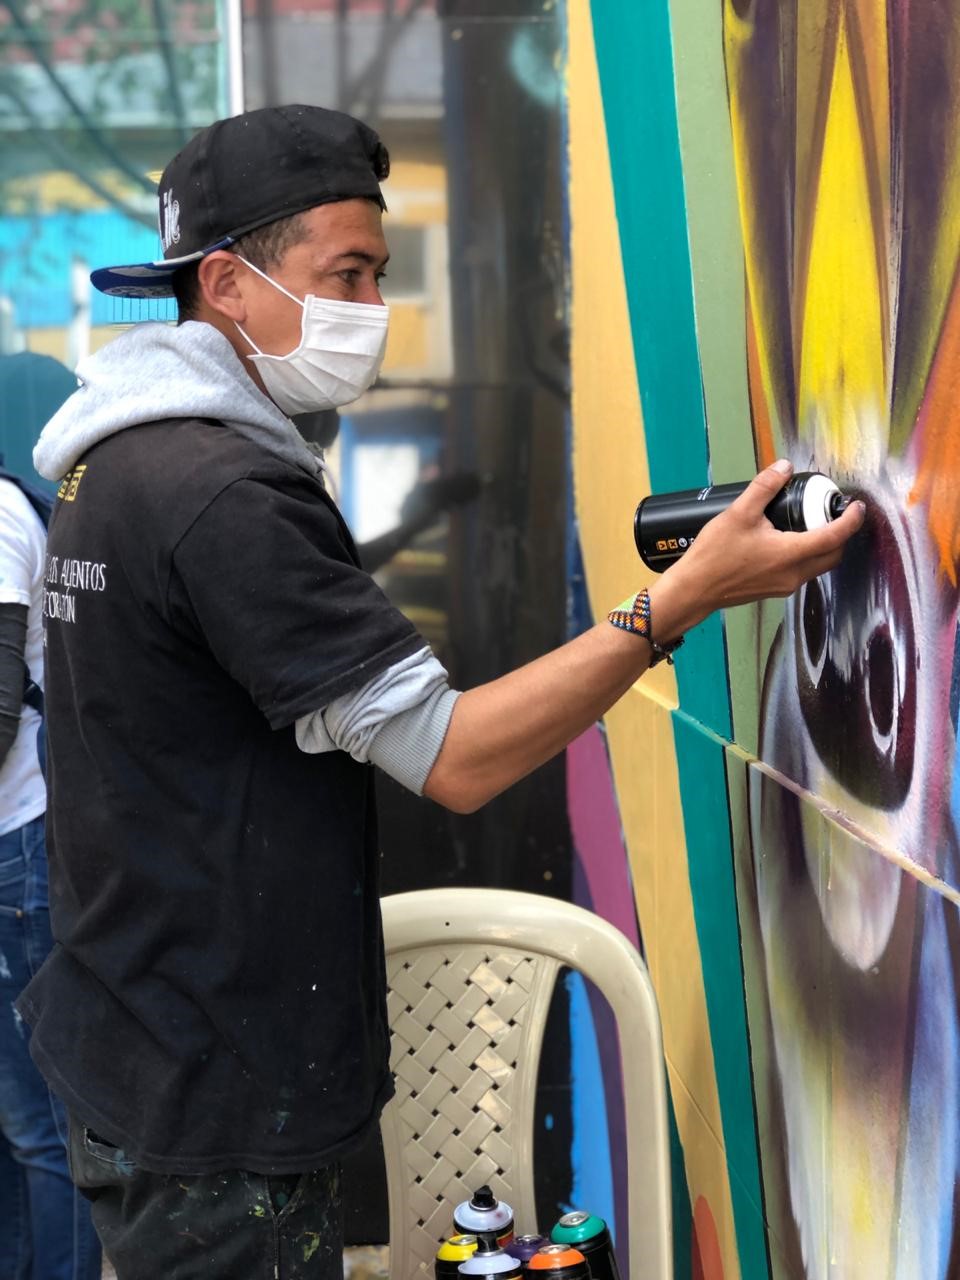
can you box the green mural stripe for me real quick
[665,0,766,758]
[672,709,770,1280]
[589,0,731,740]
[666,0,755,482]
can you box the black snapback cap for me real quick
[91,104,389,298]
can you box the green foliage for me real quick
[0,0,223,221]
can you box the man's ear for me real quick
[198,252,248,323]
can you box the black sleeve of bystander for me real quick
[0,602,28,769]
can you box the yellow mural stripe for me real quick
[793,0,841,383]
[567,5,740,1277]
[797,12,886,469]
[845,0,891,383]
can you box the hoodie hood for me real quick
[33,321,325,483]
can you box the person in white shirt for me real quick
[0,351,101,1280]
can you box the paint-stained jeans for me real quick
[0,815,102,1280]
[67,1114,344,1280]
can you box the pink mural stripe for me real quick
[566,726,640,950]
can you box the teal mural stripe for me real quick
[672,709,769,1280]
[588,0,731,739]
[728,1165,773,1279]
[668,1086,693,1280]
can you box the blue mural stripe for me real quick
[567,972,616,1236]
[588,0,731,740]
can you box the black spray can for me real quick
[634,470,848,572]
[511,1236,548,1269]
[550,1212,620,1280]
[526,1244,591,1280]
[458,1242,523,1280]
[453,1186,515,1250]
[436,1236,479,1280]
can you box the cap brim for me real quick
[90,238,235,298]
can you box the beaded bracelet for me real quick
[608,587,684,666]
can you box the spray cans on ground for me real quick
[526,1244,591,1280]
[634,471,850,571]
[550,1212,620,1280]
[453,1186,515,1250]
[458,1242,523,1280]
[437,1236,479,1280]
[510,1236,548,1269]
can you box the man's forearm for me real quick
[422,620,653,814]
[422,461,866,815]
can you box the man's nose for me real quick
[357,280,385,306]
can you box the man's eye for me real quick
[338,270,359,284]
[375,271,387,285]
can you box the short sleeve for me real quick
[170,475,425,728]
[0,481,43,608]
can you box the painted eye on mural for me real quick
[799,576,828,685]
[865,622,897,751]
[793,501,917,811]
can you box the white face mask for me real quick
[235,257,389,416]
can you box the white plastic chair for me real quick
[379,888,673,1280]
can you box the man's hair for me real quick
[172,211,311,322]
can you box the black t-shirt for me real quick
[17,418,424,1174]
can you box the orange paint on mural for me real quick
[691,1196,725,1280]
[745,288,775,468]
[909,268,960,586]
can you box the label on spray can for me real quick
[633,471,849,572]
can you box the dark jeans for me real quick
[67,1115,344,1280]
[0,815,101,1280]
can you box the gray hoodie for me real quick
[34,320,324,483]
[34,320,458,796]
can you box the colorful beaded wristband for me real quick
[608,587,684,666]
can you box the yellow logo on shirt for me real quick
[57,465,87,502]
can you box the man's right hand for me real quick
[648,459,866,642]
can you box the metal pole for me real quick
[337,0,348,112]
[223,0,245,116]
[67,256,91,370]
[256,0,278,107]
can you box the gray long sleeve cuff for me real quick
[366,683,460,794]
[295,645,461,795]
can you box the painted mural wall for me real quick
[567,1,960,1277]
